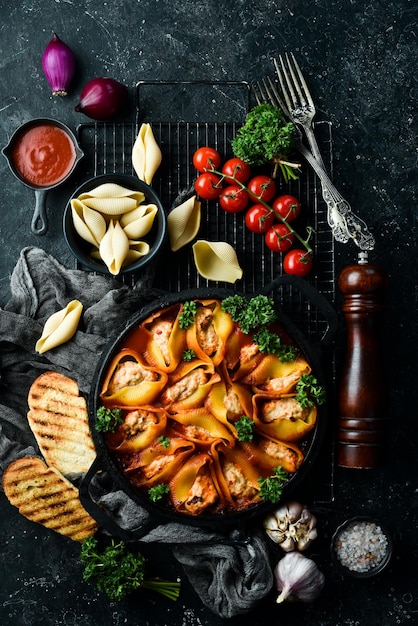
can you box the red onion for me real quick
[75,77,129,120]
[42,32,76,96]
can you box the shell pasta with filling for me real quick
[98,298,324,516]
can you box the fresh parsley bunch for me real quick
[232,103,298,182]
[80,537,180,602]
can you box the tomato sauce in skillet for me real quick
[11,123,76,187]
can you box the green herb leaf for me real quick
[232,104,297,181]
[253,327,296,362]
[80,537,180,602]
[295,373,326,408]
[148,483,170,502]
[221,294,276,334]
[157,435,171,448]
[235,415,255,442]
[258,466,289,503]
[178,301,198,329]
[182,348,196,361]
[95,406,123,432]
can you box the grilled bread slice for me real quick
[27,371,96,476]
[2,456,98,542]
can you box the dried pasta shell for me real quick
[35,300,83,354]
[132,123,162,185]
[192,240,243,283]
[122,241,151,266]
[99,220,130,275]
[79,183,145,204]
[121,204,158,239]
[71,199,106,247]
[168,195,201,251]
[82,196,138,216]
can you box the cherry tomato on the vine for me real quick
[193,147,222,173]
[247,175,276,202]
[272,194,302,223]
[245,204,275,234]
[219,185,249,213]
[194,172,222,200]
[221,157,252,184]
[265,224,294,253]
[283,249,313,277]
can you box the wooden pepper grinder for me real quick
[337,252,389,468]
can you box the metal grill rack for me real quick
[76,81,337,502]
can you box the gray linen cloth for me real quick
[0,246,273,618]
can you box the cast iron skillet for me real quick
[79,278,338,539]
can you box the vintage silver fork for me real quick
[255,55,375,251]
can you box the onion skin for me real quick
[42,32,76,96]
[75,77,129,120]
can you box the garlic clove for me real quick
[274,552,325,603]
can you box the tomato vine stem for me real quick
[209,168,313,255]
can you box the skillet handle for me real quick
[31,189,49,236]
[257,275,339,347]
[79,456,158,541]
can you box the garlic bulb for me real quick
[274,552,325,603]
[264,501,317,551]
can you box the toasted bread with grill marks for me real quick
[27,371,96,476]
[2,457,98,542]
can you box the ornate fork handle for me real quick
[298,142,376,251]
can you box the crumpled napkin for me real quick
[0,246,273,618]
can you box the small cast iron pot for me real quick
[2,118,83,236]
[79,279,337,539]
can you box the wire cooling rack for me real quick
[76,81,337,503]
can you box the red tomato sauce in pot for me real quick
[11,124,76,187]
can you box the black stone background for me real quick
[0,1,417,624]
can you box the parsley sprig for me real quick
[149,483,170,502]
[231,103,299,182]
[178,301,198,329]
[80,537,180,601]
[95,406,123,432]
[295,374,326,408]
[235,415,255,442]
[221,294,277,334]
[258,466,289,503]
[253,327,296,362]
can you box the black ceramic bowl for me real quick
[63,173,167,275]
[331,516,393,578]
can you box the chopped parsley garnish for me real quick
[182,348,196,361]
[235,415,255,442]
[178,300,198,329]
[295,374,326,408]
[158,435,171,448]
[253,327,296,362]
[222,294,277,334]
[95,406,123,432]
[258,466,289,503]
[148,483,170,502]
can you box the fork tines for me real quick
[274,52,314,111]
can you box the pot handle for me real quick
[257,275,338,347]
[79,456,158,541]
[31,189,49,236]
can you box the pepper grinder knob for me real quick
[337,252,389,468]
